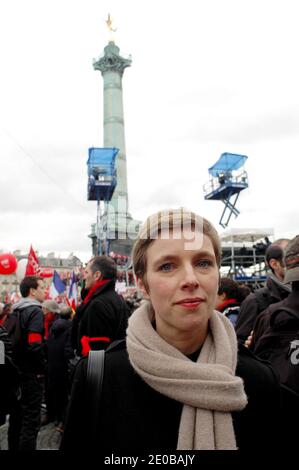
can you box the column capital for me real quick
[93,42,132,75]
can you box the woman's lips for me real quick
[175,298,204,309]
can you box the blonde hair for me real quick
[132,208,221,289]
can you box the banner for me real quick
[25,245,41,276]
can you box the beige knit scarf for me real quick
[126,301,247,450]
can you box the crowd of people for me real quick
[1,208,299,457]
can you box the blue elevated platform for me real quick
[203,153,248,228]
[87,147,119,201]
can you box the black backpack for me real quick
[0,326,20,423]
[4,310,22,361]
[253,306,299,394]
[86,339,125,445]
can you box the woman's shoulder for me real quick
[70,341,130,400]
[104,340,131,373]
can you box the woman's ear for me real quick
[137,277,150,299]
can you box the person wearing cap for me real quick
[47,307,74,431]
[236,239,291,342]
[249,235,299,449]
[250,235,299,351]
[283,235,299,285]
[40,300,60,426]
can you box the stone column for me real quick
[93,42,132,234]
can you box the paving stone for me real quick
[0,421,61,450]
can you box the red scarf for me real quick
[83,279,109,305]
[217,298,238,313]
[44,312,56,340]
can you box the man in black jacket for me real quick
[7,276,46,451]
[75,256,128,356]
[251,236,299,386]
[236,240,290,342]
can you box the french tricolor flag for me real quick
[49,270,66,299]
[68,271,78,311]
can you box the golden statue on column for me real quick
[105,13,117,42]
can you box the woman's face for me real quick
[138,229,219,341]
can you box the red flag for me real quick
[25,245,42,276]
[66,296,76,315]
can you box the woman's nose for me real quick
[181,264,199,288]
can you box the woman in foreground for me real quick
[61,209,280,451]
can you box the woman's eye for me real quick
[196,260,212,268]
[159,263,174,272]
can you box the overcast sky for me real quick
[0,0,298,262]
